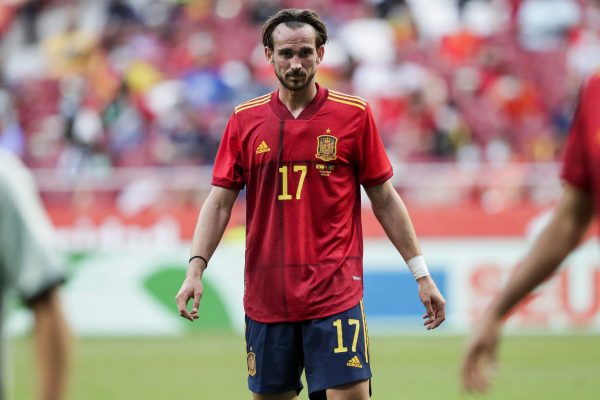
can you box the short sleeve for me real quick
[355,105,393,187]
[0,158,65,304]
[211,114,245,190]
[561,89,591,193]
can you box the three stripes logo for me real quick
[346,355,363,368]
[256,141,271,154]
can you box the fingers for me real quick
[422,298,446,330]
[175,288,201,321]
[462,324,499,394]
[190,290,201,320]
[176,292,194,321]
[462,351,485,392]
[427,302,446,330]
[462,346,496,393]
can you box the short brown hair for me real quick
[261,9,328,50]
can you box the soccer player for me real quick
[0,148,71,400]
[176,8,446,400]
[461,73,600,393]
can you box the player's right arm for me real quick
[462,185,594,392]
[175,186,239,321]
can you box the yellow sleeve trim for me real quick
[328,96,366,110]
[234,93,272,112]
[329,90,367,105]
[235,98,271,114]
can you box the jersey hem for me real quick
[560,174,591,194]
[245,295,362,323]
[211,178,245,190]
[21,275,66,306]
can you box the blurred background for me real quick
[2,0,599,399]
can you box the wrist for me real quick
[186,265,205,280]
[187,255,208,278]
[406,255,430,280]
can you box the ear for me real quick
[316,46,325,65]
[264,47,273,64]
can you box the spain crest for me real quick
[247,352,257,376]
[315,134,338,162]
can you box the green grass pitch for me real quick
[10,333,600,399]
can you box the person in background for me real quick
[461,72,600,393]
[0,148,71,400]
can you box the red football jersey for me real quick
[561,74,600,216]
[212,84,393,323]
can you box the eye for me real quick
[279,50,293,58]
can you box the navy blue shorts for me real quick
[245,301,372,398]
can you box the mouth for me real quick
[286,73,306,79]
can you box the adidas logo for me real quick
[346,356,363,368]
[256,141,271,154]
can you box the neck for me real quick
[278,82,318,118]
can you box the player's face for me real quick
[266,24,324,92]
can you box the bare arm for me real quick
[365,180,421,259]
[175,186,239,321]
[32,288,71,400]
[462,185,595,392]
[489,186,594,319]
[365,180,446,329]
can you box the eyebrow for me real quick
[277,46,314,52]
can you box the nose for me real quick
[290,56,302,71]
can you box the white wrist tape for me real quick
[406,255,430,280]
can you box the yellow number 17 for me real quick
[278,165,307,201]
[333,318,360,353]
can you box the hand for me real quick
[417,275,446,330]
[175,275,203,321]
[461,316,501,393]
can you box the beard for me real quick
[275,68,315,91]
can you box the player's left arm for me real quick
[31,287,71,400]
[365,179,446,329]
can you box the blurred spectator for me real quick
[248,0,282,24]
[102,82,146,166]
[517,0,580,50]
[56,75,107,174]
[0,0,597,191]
[107,0,138,25]
[20,0,44,44]
[0,87,25,156]
[567,0,600,79]
[0,1,20,38]
[43,11,96,78]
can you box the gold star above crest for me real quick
[326,128,331,134]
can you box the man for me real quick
[461,73,600,393]
[176,8,445,400]
[0,148,70,400]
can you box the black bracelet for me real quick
[189,255,208,268]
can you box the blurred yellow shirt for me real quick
[43,29,96,78]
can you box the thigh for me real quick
[326,380,370,400]
[302,301,372,397]
[253,391,299,400]
[245,316,304,396]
